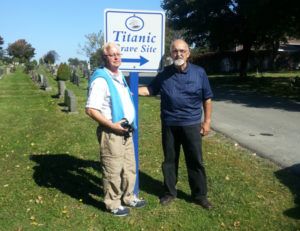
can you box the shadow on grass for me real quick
[274,164,300,219]
[30,153,192,209]
[139,171,192,203]
[30,154,106,211]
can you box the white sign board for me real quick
[104,9,165,72]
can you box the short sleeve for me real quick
[85,78,109,110]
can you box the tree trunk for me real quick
[271,40,280,70]
[239,42,252,78]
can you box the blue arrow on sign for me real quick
[122,56,149,66]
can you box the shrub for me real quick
[24,61,34,73]
[57,63,71,81]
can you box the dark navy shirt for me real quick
[148,63,213,126]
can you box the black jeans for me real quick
[161,123,207,200]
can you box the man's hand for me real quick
[110,119,128,135]
[200,122,211,136]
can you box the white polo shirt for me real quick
[85,68,135,124]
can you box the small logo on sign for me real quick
[125,15,144,31]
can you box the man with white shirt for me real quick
[85,42,145,216]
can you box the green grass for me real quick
[0,67,299,230]
[209,70,300,101]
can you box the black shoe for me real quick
[160,195,175,206]
[196,199,213,210]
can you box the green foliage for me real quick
[0,36,3,60]
[39,58,45,65]
[12,57,19,64]
[7,39,35,62]
[78,30,104,68]
[0,35,3,48]
[162,0,300,77]
[56,62,71,81]
[43,50,59,64]
[68,58,87,67]
[24,61,35,73]
[32,59,37,66]
[89,48,104,68]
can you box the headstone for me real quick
[38,74,44,86]
[75,73,80,86]
[71,70,76,83]
[58,81,66,98]
[43,77,52,91]
[0,68,3,79]
[6,68,10,75]
[64,89,78,114]
[68,94,77,113]
[53,68,58,76]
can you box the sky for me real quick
[0,0,164,63]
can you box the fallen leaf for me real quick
[30,215,36,220]
[257,194,263,199]
[129,218,135,225]
[233,221,240,227]
[221,222,226,227]
[225,175,230,181]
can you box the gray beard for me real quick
[174,59,185,66]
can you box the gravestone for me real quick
[71,70,77,83]
[75,73,80,86]
[38,74,44,86]
[58,81,66,98]
[0,68,3,79]
[42,77,52,91]
[64,89,78,114]
[6,68,10,75]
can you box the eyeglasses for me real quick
[105,53,122,57]
[171,49,187,54]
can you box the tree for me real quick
[7,39,35,62]
[43,50,59,64]
[164,19,185,58]
[78,30,104,68]
[89,48,104,68]
[78,30,104,58]
[162,0,300,77]
[39,58,45,65]
[0,36,4,59]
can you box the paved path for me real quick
[211,85,300,175]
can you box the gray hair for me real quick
[101,42,120,56]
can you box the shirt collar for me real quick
[104,67,122,80]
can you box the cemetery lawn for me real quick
[209,70,300,102]
[0,67,299,231]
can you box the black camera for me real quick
[121,118,134,138]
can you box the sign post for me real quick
[104,9,165,195]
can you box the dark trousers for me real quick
[161,123,207,200]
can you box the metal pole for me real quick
[130,72,139,196]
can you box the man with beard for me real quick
[138,39,213,210]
